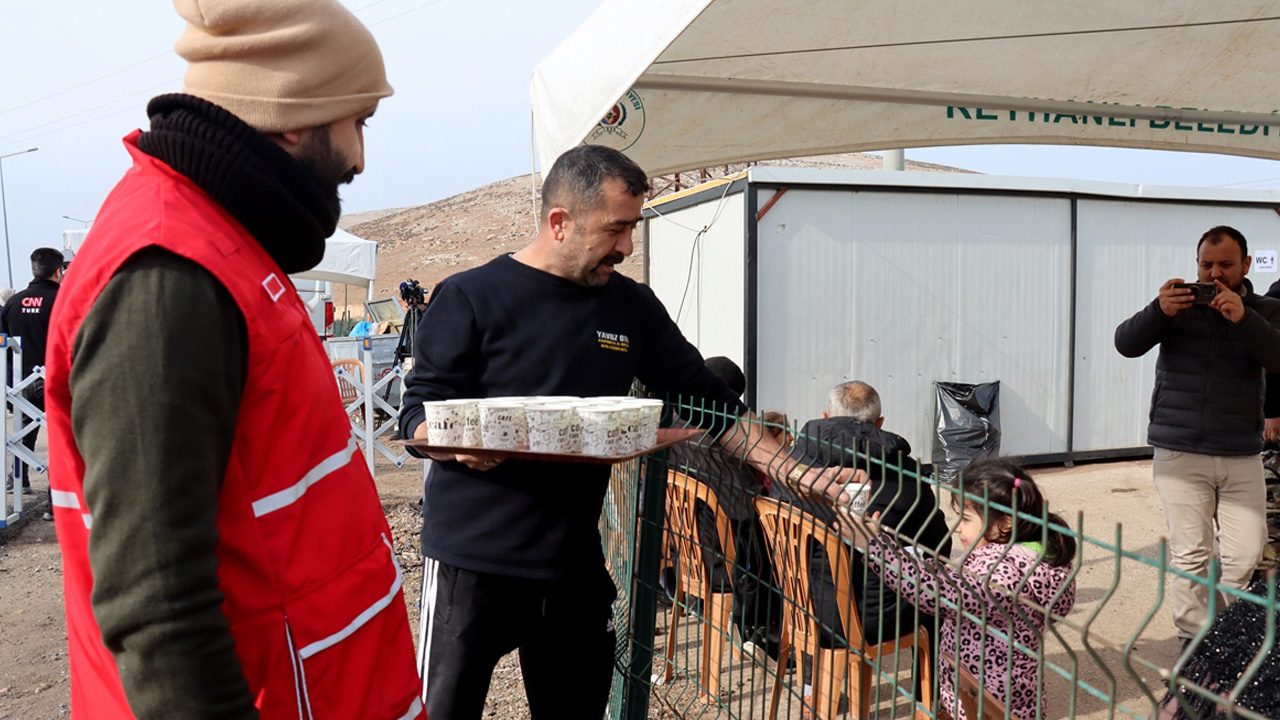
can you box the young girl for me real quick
[852,458,1077,720]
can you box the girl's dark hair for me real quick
[952,458,1076,567]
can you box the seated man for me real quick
[668,356,781,653]
[780,381,952,646]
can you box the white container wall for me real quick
[644,169,1280,461]
[646,188,746,367]
[753,189,1072,458]
[1073,200,1280,452]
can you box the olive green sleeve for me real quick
[72,247,257,720]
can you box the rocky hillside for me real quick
[338,151,973,307]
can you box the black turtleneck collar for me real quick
[136,93,335,274]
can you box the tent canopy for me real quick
[531,1,1280,176]
[291,228,378,289]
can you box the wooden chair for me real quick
[937,652,1006,720]
[331,359,365,421]
[660,470,741,704]
[755,496,933,720]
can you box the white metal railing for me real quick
[332,339,411,476]
[1,336,45,528]
[3,336,417,529]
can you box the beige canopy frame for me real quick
[531,0,1280,176]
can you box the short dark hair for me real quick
[31,248,64,280]
[540,145,649,222]
[1197,225,1248,259]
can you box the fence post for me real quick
[362,338,375,477]
[0,335,12,526]
[622,450,668,720]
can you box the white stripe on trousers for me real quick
[417,557,440,703]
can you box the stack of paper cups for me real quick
[613,404,641,453]
[526,403,579,453]
[579,405,626,456]
[485,397,532,447]
[479,399,526,450]
[625,398,664,450]
[457,400,481,446]
[421,400,467,445]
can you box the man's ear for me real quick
[547,207,573,242]
[267,128,308,155]
[874,416,884,429]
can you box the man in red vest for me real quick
[44,1,423,718]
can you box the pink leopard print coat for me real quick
[868,540,1076,720]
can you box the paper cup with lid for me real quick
[526,403,579,453]
[478,399,526,450]
[421,400,466,445]
[579,405,626,456]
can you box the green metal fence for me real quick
[599,401,1280,720]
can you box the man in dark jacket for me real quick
[668,356,779,654]
[1115,225,1280,643]
[1,247,63,502]
[782,380,952,647]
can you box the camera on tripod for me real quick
[395,279,429,368]
[399,279,427,308]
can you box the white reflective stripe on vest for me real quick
[298,534,403,660]
[251,438,359,517]
[82,514,92,529]
[51,489,81,509]
[395,697,423,720]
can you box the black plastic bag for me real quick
[932,381,1000,487]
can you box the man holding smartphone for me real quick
[1115,225,1280,648]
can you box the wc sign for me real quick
[1255,250,1277,273]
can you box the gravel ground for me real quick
[0,445,1195,720]
[0,446,544,720]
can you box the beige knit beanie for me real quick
[173,0,393,133]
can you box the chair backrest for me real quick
[755,496,868,655]
[941,652,1007,720]
[331,359,364,404]
[665,470,736,597]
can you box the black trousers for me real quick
[695,501,784,645]
[417,558,618,720]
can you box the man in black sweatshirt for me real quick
[1,247,62,499]
[400,144,854,720]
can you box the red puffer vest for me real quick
[45,132,424,720]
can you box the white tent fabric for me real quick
[532,1,1280,176]
[290,227,378,289]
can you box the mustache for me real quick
[600,252,626,266]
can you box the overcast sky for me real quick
[3,0,1280,290]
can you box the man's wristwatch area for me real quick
[785,462,810,494]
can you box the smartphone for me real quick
[1173,282,1218,305]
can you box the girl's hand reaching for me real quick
[836,508,882,550]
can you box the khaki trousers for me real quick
[1151,447,1266,638]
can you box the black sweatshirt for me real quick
[401,254,747,579]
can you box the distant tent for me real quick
[532,0,1280,175]
[290,228,378,297]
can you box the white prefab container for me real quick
[643,168,1280,462]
